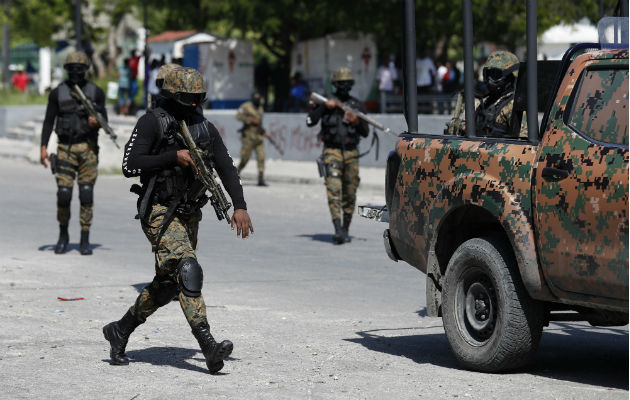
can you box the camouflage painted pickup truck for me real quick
[379,45,628,371]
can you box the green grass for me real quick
[0,88,48,105]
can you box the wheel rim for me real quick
[455,268,497,345]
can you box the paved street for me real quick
[0,158,627,399]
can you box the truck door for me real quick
[534,57,629,301]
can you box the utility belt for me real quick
[317,132,380,178]
[57,134,95,146]
[130,170,208,224]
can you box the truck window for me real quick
[567,67,629,146]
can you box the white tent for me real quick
[538,18,598,60]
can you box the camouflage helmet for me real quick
[161,67,206,106]
[331,66,354,82]
[483,50,519,79]
[64,51,90,67]
[155,63,183,89]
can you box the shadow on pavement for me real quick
[123,346,220,375]
[347,321,628,390]
[296,233,366,243]
[37,243,103,253]
[531,323,628,390]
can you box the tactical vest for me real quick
[475,89,515,137]
[54,81,98,143]
[319,96,363,149]
[138,107,215,218]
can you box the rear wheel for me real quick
[442,236,544,372]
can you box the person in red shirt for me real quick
[12,67,29,92]
[128,49,141,100]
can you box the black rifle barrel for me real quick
[462,0,475,138]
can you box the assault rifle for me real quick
[177,120,232,224]
[237,107,284,155]
[71,84,120,149]
[444,92,464,135]
[309,92,393,136]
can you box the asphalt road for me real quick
[0,158,627,399]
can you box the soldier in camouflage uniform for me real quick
[40,51,107,255]
[103,67,254,374]
[474,50,522,137]
[307,67,369,244]
[236,91,270,186]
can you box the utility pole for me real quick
[75,0,82,50]
[2,0,10,86]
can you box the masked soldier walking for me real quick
[236,91,270,186]
[40,51,107,255]
[103,66,254,374]
[306,67,369,244]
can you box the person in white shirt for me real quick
[377,56,398,113]
[416,49,436,93]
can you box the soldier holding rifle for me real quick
[306,67,369,244]
[236,91,270,186]
[103,66,253,374]
[39,51,108,255]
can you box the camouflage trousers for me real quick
[237,131,265,175]
[323,147,360,222]
[55,142,98,231]
[129,205,208,328]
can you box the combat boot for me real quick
[191,321,233,374]
[257,173,268,187]
[332,219,344,244]
[54,225,69,254]
[342,214,352,243]
[79,230,92,255]
[102,310,142,365]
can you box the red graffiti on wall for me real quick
[267,120,322,155]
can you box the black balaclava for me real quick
[66,64,88,85]
[333,80,353,101]
[251,92,261,107]
[163,98,197,120]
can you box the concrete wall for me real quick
[22,109,451,170]
[203,111,450,168]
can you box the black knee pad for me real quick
[147,276,179,307]
[177,257,203,297]
[79,184,94,207]
[57,186,73,208]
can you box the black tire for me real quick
[441,236,544,372]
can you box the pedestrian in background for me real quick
[128,49,141,104]
[416,49,436,94]
[11,65,29,92]
[377,56,397,113]
[147,59,160,109]
[117,58,131,115]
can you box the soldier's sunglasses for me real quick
[483,67,505,82]
[175,92,206,106]
[65,64,88,74]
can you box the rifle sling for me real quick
[151,188,187,253]
[138,175,157,224]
